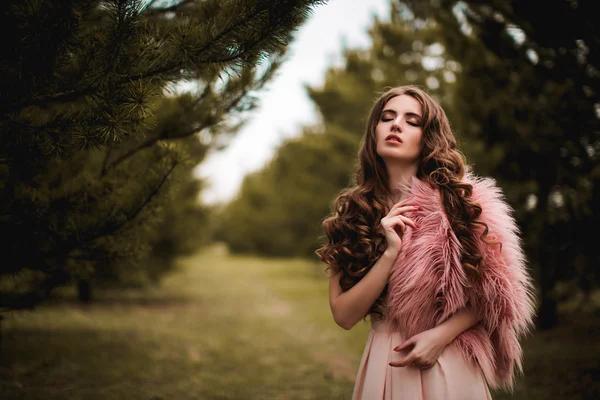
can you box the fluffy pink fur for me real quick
[385,173,537,392]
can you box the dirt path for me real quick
[235,264,358,382]
[1,247,367,400]
[183,247,360,382]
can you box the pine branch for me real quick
[106,84,211,169]
[5,1,311,115]
[126,160,178,224]
[4,85,98,115]
[100,146,114,177]
[118,63,181,85]
[30,158,178,268]
[4,59,212,115]
[109,135,167,169]
[125,2,283,81]
[52,160,179,257]
[193,3,270,57]
[107,118,209,170]
[106,56,281,170]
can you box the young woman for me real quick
[316,86,537,399]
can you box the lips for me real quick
[385,134,402,143]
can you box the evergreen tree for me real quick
[0,0,327,308]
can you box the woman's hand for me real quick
[380,203,418,255]
[388,328,449,369]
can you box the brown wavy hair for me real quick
[315,85,492,318]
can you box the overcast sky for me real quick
[193,0,390,204]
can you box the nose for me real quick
[391,117,403,132]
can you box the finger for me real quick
[392,217,406,233]
[382,208,418,227]
[387,204,418,216]
[414,359,432,369]
[389,355,415,368]
[382,215,407,231]
[393,340,414,352]
[383,216,416,232]
[397,215,417,229]
[390,200,417,209]
[380,218,400,233]
[387,205,419,217]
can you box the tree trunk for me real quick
[535,183,558,330]
[77,279,93,303]
[537,279,558,330]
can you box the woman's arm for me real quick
[329,203,417,330]
[432,306,481,345]
[329,249,396,330]
[390,307,481,368]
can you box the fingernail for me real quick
[393,346,399,351]
[414,206,419,209]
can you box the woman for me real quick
[315,86,536,399]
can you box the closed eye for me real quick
[380,118,420,127]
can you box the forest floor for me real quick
[0,245,598,399]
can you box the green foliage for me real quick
[216,127,359,257]
[0,0,328,308]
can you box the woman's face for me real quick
[375,94,424,166]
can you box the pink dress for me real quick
[352,316,493,400]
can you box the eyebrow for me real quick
[381,109,422,119]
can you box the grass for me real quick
[0,245,598,399]
[0,246,369,400]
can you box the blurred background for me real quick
[0,0,598,399]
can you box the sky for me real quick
[193,0,390,204]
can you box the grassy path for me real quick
[1,246,599,399]
[0,246,370,400]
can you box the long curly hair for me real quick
[315,85,492,318]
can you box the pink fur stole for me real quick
[386,173,537,391]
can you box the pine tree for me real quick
[0,0,327,308]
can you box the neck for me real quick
[386,162,418,203]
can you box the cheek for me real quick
[411,130,424,147]
[375,126,387,144]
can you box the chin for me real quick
[378,150,407,160]
[378,152,418,166]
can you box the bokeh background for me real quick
[1,0,598,399]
